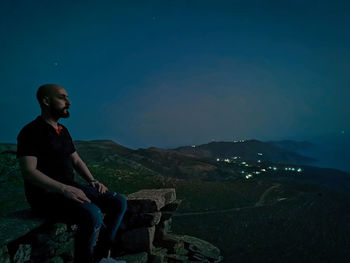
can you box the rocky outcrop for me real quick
[1,188,223,263]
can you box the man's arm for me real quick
[19,156,91,203]
[70,151,108,193]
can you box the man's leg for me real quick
[31,195,104,263]
[74,184,128,262]
[72,202,104,263]
[94,192,127,261]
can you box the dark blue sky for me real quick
[1,0,349,149]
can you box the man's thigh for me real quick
[32,193,103,225]
[74,184,127,215]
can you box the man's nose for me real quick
[66,99,71,105]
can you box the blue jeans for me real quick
[30,183,127,263]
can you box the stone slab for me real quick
[127,189,176,212]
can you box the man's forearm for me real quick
[23,168,91,203]
[73,160,95,183]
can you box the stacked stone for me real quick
[0,244,11,263]
[29,223,75,263]
[113,188,223,263]
[3,188,223,263]
[6,222,75,263]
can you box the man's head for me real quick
[36,84,71,119]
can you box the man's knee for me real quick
[111,192,127,215]
[81,203,104,229]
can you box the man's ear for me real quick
[42,96,50,107]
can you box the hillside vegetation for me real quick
[1,140,350,262]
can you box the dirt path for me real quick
[172,183,282,217]
[255,183,281,207]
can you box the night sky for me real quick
[1,0,349,151]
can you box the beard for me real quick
[50,106,70,119]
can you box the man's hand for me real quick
[62,185,91,203]
[91,181,108,194]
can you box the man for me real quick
[16,84,127,263]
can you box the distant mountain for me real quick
[71,140,219,180]
[267,140,314,152]
[1,139,316,180]
[2,139,350,196]
[127,147,218,179]
[73,139,133,162]
[172,140,316,165]
[0,143,16,153]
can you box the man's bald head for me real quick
[36,84,64,108]
[36,84,71,119]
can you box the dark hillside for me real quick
[2,140,350,262]
[173,140,316,165]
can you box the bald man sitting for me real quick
[16,84,127,263]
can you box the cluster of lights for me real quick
[268,166,278,170]
[233,140,246,143]
[268,166,303,173]
[284,167,302,172]
[216,156,303,180]
[216,156,241,162]
[245,174,253,179]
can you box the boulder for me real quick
[119,226,155,253]
[181,235,223,263]
[126,212,162,228]
[127,189,176,212]
[114,251,148,263]
[160,199,183,212]
[149,247,168,263]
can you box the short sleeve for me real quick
[16,127,39,158]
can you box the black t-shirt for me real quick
[16,115,77,205]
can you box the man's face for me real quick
[47,87,71,119]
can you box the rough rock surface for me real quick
[1,188,223,263]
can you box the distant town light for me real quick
[191,145,196,148]
[216,158,220,162]
[258,153,263,156]
[273,167,277,171]
[261,169,266,172]
[297,168,302,172]
[242,161,246,164]
[258,160,261,163]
